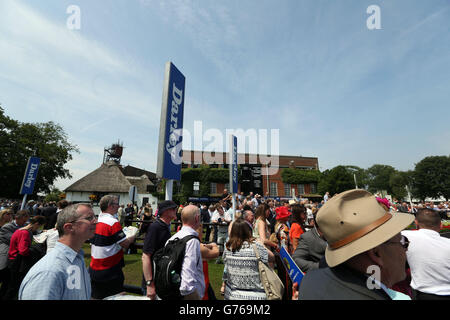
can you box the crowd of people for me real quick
[0,187,449,300]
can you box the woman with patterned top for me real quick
[222,218,275,300]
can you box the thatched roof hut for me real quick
[65,161,132,193]
[64,161,157,208]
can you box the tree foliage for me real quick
[281,168,321,184]
[413,156,450,201]
[389,170,414,200]
[366,164,397,195]
[317,166,355,196]
[0,106,79,198]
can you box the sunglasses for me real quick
[69,215,97,224]
[385,235,409,250]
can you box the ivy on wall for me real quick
[163,166,242,203]
[281,168,321,184]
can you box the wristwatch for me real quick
[146,279,153,286]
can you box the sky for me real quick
[1,0,449,192]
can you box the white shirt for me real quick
[402,229,450,295]
[211,210,229,232]
[167,226,204,298]
[225,208,235,222]
[45,229,60,253]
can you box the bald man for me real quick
[165,205,205,300]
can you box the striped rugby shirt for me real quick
[89,212,127,281]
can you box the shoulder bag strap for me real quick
[252,243,261,261]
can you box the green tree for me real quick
[0,106,79,198]
[343,165,369,189]
[281,168,321,184]
[366,164,397,195]
[318,166,355,196]
[389,170,414,200]
[413,156,450,201]
[44,187,63,203]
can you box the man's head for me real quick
[99,195,119,214]
[415,208,441,231]
[181,205,201,230]
[242,210,254,224]
[15,209,30,226]
[316,189,414,286]
[56,203,97,240]
[57,200,70,210]
[29,215,46,232]
[157,200,178,221]
[216,204,224,214]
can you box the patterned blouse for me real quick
[275,222,290,250]
[222,240,268,300]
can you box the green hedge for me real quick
[281,168,321,184]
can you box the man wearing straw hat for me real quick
[298,189,414,300]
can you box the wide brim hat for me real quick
[275,206,291,220]
[317,189,414,268]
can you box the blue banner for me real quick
[157,62,185,181]
[279,246,304,286]
[20,157,41,195]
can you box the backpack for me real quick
[152,235,199,300]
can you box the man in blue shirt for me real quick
[19,203,97,300]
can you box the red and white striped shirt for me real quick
[89,213,126,281]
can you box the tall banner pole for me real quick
[20,194,28,211]
[156,62,185,202]
[165,180,173,201]
[229,135,238,216]
[406,185,413,211]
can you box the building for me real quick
[64,161,158,214]
[181,150,320,200]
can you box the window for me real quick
[210,182,217,194]
[193,181,200,196]
[297,184,305,195]
[310,183,317,194]
[270,182,278,197]
[284,183,291,197]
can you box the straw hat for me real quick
[316,189,414,267]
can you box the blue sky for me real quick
[1,0,449,191]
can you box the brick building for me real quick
[181,150,320,199]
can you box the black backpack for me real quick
[152,235,199,300]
